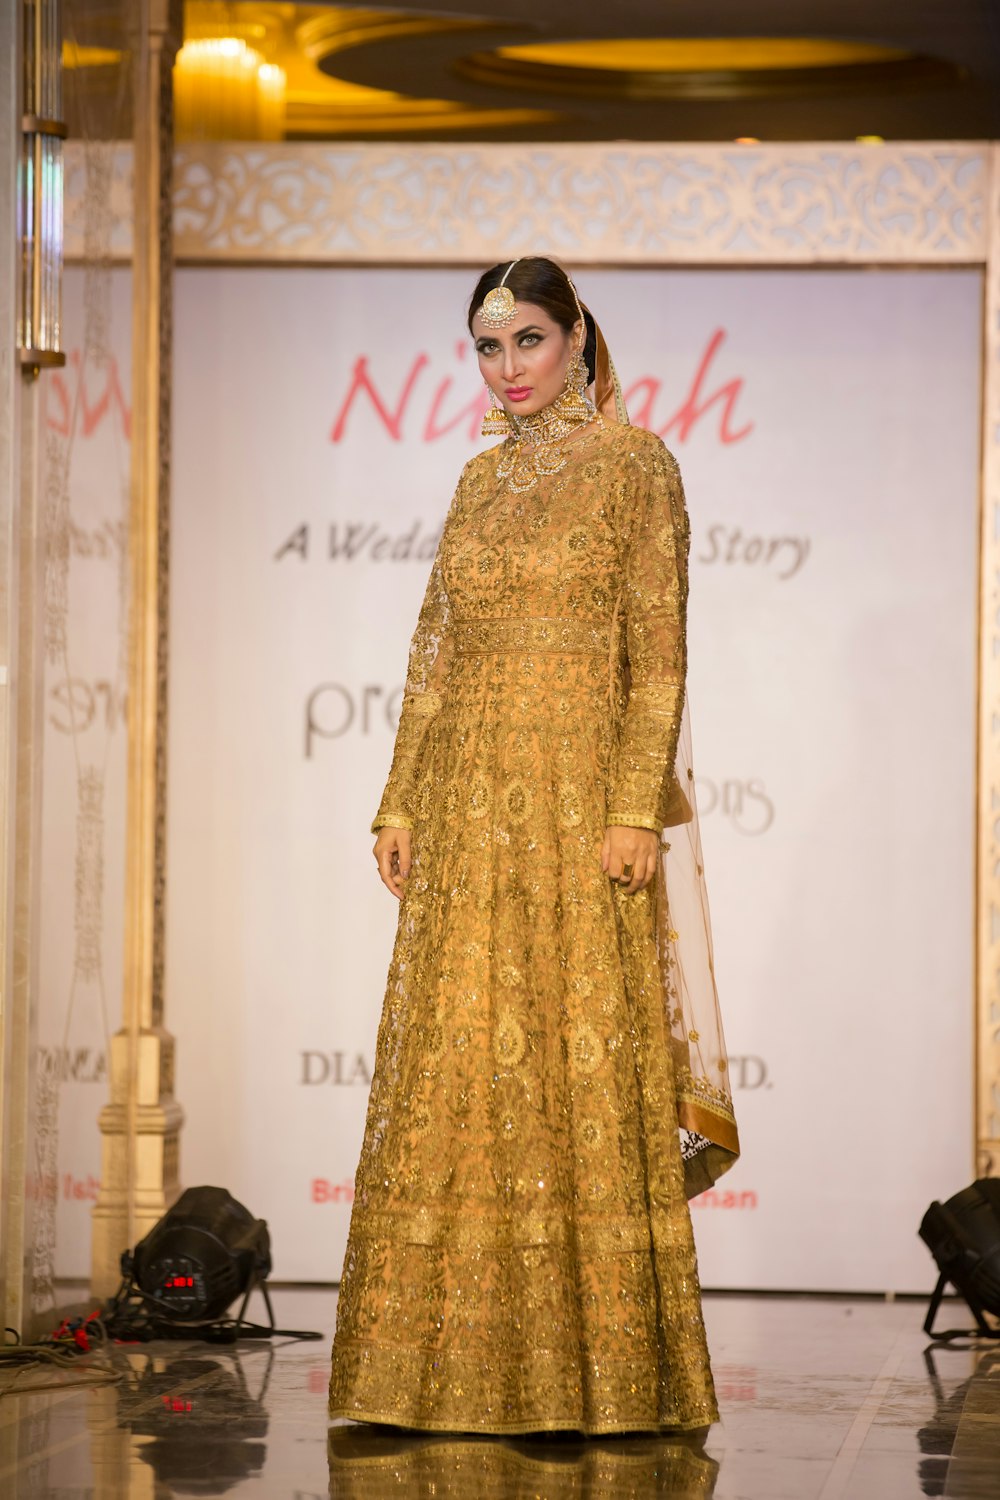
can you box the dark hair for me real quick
[467,256,597,383]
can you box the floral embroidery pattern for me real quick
[330,426,718,1435]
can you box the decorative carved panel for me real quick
[65,141,988,265]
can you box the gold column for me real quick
[2,400,45,1340]
[977,145,1000,1180]
[91,0,185,1296]
[2,0,65,1344]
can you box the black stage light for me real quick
[122,1185,272,1328]
[919,1178,1000,1340]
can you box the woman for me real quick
[329,257,740,1436]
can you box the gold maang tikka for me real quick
[477,258,521,329]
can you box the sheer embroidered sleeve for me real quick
[606,434,691,833]
[370,463,470,835]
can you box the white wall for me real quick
[50,263,981,1290]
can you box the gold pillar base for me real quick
[91,1027,183,1298]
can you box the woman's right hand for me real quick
[374,827,411,900]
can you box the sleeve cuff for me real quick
[605,812,662,833]
[371,812,415,834]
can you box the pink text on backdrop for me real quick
[46,350,132,441]
[329,329,753,446]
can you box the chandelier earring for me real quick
[556,343,595,424]
[565,347,589,397]
[481,384,512,438]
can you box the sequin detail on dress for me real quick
[329,423,719,1434]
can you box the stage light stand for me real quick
[919,1178,1000,1341]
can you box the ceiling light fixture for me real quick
[174,36,286,141]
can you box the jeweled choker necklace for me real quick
[496,387,603,495]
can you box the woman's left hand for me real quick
[601,826,660,894]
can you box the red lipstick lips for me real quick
[505,386,532,402]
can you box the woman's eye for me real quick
[519,334,540,346]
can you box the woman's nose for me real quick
[501,343,523,380]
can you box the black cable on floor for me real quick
[0,1281,323,1395]
[99,1280,324,1344]
[0,1322,122,1398]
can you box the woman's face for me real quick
[471,300,583,417]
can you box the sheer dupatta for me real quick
[588,297,740,1197]
[659,702,740,1196]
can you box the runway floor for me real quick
[0,1290,997,1498]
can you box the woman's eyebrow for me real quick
[475,324,545,345]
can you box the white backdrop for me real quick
[46,263,982,1289]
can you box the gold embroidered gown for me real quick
[329,420,734,1435]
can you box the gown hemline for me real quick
[327,1406,717,1437]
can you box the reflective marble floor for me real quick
[1,1290,998,1498]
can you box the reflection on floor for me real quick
[1,1291,998,1498]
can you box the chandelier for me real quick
[174,37,286,140]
